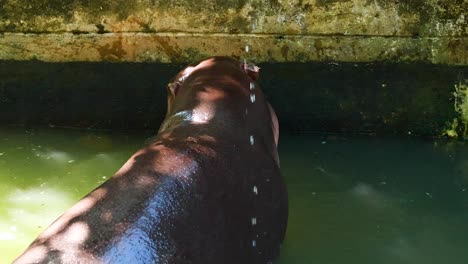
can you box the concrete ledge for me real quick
[1,33,466,64]
[1,0,466,37]
[0,0,466,64]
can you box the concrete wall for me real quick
[0,0,466,64]
[0,1,467,138]
[0,61,465,137]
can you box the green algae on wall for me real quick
[446,82,468,139]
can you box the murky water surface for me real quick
[1,127,468,263]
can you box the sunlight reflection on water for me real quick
[0,127,141,263]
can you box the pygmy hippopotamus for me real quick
[14,56,288,264]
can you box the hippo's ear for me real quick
[167,82,180,97]
[242,63,260,81]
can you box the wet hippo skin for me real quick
[14,57,288,264]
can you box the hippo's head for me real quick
[166,57,259,101]
[164,57,279,147]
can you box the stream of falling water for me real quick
[244,17,261,253]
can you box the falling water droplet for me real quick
[253,185,258,194]
[250,94,256,103]
[250,135,255,145]
[250,82,255,90]
[245,108,249,115]
[251,217,257,225]
[252,240,257,247]
[245,45,250,53]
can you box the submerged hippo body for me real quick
[14,57,288,264]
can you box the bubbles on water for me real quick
[0,232,15,241]
[42,150,72,163]
[353,183,377,197]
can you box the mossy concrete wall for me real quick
[0,0,466,64]
[0,0,467,138]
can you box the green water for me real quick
[0,127,141,263]
[277,133,468,264]
[1,128,468,263]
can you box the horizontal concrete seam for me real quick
[0,30,465,38]
[1,32,466,40]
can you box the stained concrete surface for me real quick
[0,0,466,64]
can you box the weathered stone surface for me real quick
[0,0,466,36]
[0,33,466,64]
[0,0,466,64]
